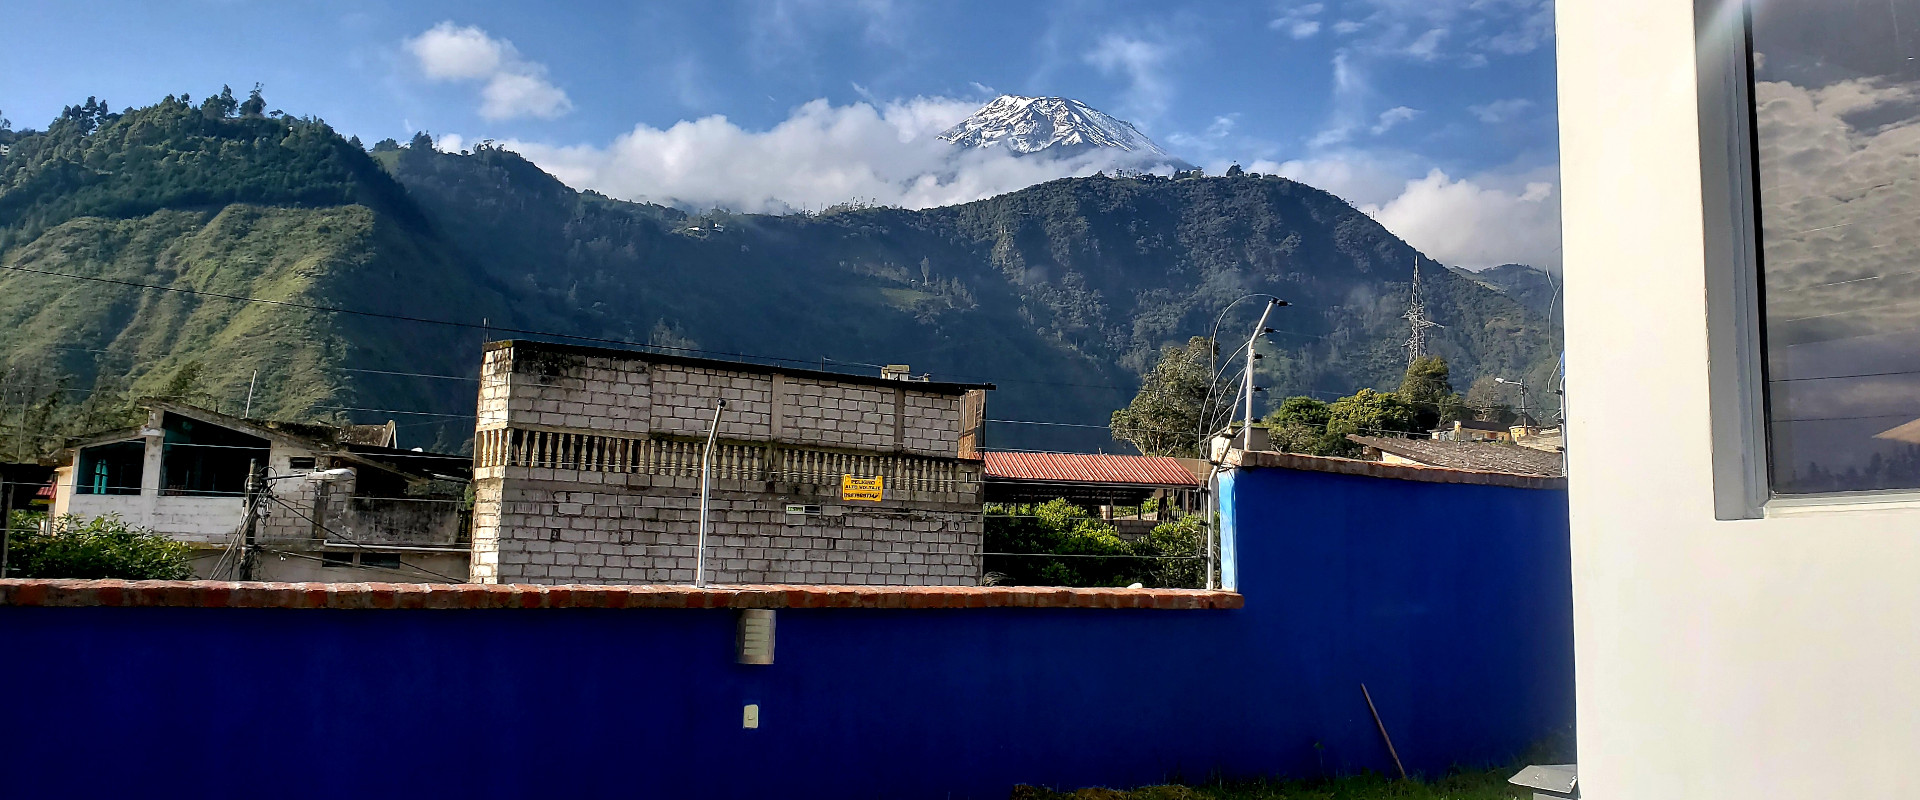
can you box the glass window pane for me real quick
[1752,0,1920,493]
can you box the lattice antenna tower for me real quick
[1404,257,1440,365]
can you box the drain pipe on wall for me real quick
[695,398,726,588]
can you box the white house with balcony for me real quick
[51,401,471,582]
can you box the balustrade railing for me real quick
[473,427,962,492]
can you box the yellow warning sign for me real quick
[841,474,883,502]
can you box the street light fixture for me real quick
[1494,377,1532,424]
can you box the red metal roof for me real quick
[982,452,1201,487]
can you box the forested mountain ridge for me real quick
[0,94,1558,455]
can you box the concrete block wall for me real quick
[499,351,655,436]
[469,479,502,583]
[470,341,988,586]
[782,380,897,452]
[477,465,981,585]
[255,449,352,547]
[649,364,775,439]
[484,344,963,458]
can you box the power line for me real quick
[0,263,999,378]
[256,546,463,584]
[263,493,460,582]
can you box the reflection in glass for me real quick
[1752,0,1920,493]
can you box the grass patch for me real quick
[1011,735,1573,800]
[1010,766,1523,800]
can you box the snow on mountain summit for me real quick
[938,95,1187,166]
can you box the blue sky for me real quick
[0,0,1561,268]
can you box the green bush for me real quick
[3,513,194,580]
[984,499,1204,588]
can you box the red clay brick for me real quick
[0,578,1240,611]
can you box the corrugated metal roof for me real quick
[982,452,1201,487]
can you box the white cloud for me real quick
[1258,152,1562,269]
[1405,28,1448,60]
[434,133,466,153]
[1747,76,1920,344]
[1362,168,1561,269]
[1468,98,1534,123]
[1307,50,1370,147]
[1084,34,1175,122]
[405,22,572,121]
[1335,0,1552,64]
[481,72,572,120]
[406,23,504,80]
[1371,105,1420,134]
[1269,3,1326,39]
[504,95,1161,214]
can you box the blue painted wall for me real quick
[0,465,1571,799]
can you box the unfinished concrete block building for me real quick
[469,340,991,585]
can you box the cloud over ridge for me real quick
[500,92,1560,271]
[507,95,1159,214]
[406,22,572,121]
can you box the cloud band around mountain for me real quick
[500,94,1560,271]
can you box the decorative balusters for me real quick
[486,426,962,490]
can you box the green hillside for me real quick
[0,94,1559,456]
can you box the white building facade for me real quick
[1560,1,1920,797]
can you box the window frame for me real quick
[1698,0,1773,519]
[1697,0,1920,516]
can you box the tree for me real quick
[371,137,401,152]
[239,83,266,117]
[1464,376,1519,425]
[1323,388,1423,451]
[201,85,238,119]
[2,514,193,580]
[1111,336,1216,457]
[158,360,204,402]
[1225,163,1245,177]
[1265,395,1348,456]
[1399,356,1466,430]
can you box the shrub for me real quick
[984,499,1204,588]
[3,513,194,580]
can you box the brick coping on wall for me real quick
[0,580,1243,611]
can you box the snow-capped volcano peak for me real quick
[938,95,1184,165]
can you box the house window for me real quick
[76,441,144,496]
[1749,0,1920,494]
[359,553,403,569]
[287,457,317,471]
[159,414,269,497]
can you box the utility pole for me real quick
[243,370,258,418]
[1240,299,1282,449]
[1404,257,1439,365]
[239,459,261,581]
[695,399,726,588]
[1496,377,1532,426]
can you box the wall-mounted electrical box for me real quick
[783,504,822,524]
